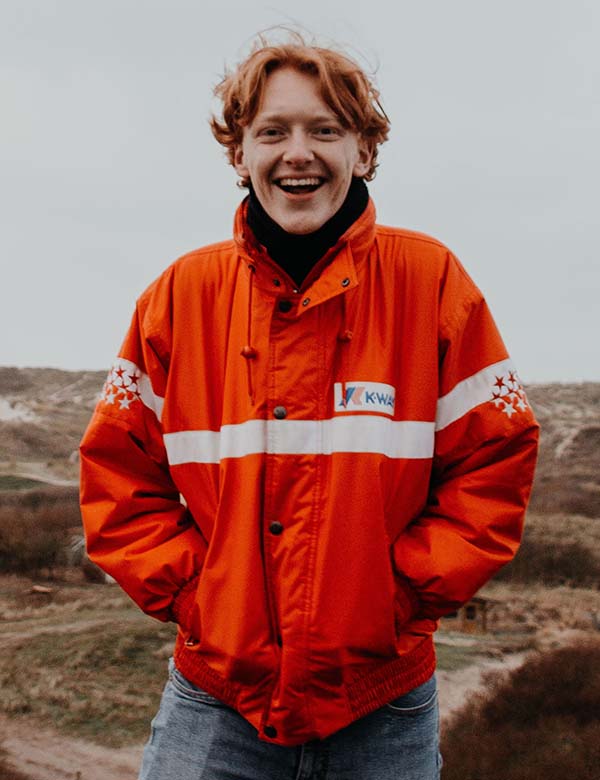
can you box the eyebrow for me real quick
[254,112,341,125]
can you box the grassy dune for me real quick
[0,578,176,747]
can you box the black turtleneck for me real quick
[246,177,369,287]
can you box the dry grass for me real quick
[527,383,600,518]
[0,366,104,465]
[0,575,176,747]
[481,579,600,636]
[1,618,176,747]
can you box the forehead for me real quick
[253,66,339,121]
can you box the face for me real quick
[234,67,371,235]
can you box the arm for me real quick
[392,256,539,623]
[80,295,207,630]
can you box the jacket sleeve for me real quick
[79,287,208,631]
[391,254,539,624]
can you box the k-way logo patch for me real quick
[334,381,396,415]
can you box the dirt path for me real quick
[0,460,77,487]
[0,715,143,780]
[0,652,528,780]
[0,618,117,647]
[436,651,527,719]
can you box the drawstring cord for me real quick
[241,263,257,404]
[337,288,353,343]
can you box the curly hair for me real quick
[210,33,390,183]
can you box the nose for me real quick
[282,130,314,166]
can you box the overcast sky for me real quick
[1,0,599,382]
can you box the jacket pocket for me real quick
[393,581,421,642]
[170,573,201,634]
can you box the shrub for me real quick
[494,534,600,588]
[0,490,82,576]
[0,485,79,512]
[441,641,600,780]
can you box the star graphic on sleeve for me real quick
[502,401,516,418]
[491,391,504,407]
[516,397,528,411]
[129,370,140,384]
[118,394,133,410]
[111,368,126,387]
[494,376,506,391]
[104,388,116,405]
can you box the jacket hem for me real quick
[346,635,435,720]
[172,632,436,743]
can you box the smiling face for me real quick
[234,67,371,235]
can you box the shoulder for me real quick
[137,239,237,305]
[375,223,450,253]
[131,237,238,352]
[373,223,484,311]
[171,238,238,278]
[373,223,462,278]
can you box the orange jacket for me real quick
[80,199,538,745]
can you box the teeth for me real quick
[278,177,322,187]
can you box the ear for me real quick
[352,139,372,178]
[233,145,249,179]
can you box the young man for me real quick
[80,35,539,780]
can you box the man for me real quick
[80,34,539,780]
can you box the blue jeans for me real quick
[139,658,441,780]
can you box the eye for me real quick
[258,127,285,139]
[314,126,342,139]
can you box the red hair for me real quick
[210,34,390,182]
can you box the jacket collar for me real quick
[234,197,377,302]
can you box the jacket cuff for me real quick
[394,576,421,631]
[169,574,200,630]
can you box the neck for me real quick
[246,177,369,287]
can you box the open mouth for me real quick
[274,177,325,195]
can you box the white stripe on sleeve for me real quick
[435,358,515,431]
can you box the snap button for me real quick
[278,300,292,313]
[302,297,310,307]
[264,725,278,738]
[341,277,350,287]
[184,636,199,647]
[269,521,284,535]
[273,278,281,287]
[273,406,287,419]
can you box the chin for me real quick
[284,224,321,235]
[275,213,329,235]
